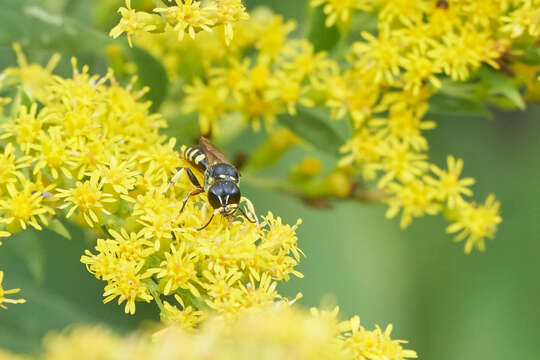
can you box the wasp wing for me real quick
[199,137,229,165]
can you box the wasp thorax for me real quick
[208,181,241,213]
[207,163,240,182]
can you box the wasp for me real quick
[163,137,257,230]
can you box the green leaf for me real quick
[477,66,526,110]
[129,46,168,112]
[0,276,93,352]
[0,0,168,110]
[8,230,45,283]
[307,6,341,53]
[349,11,378,38]
[518,46,540,65]
[438,79,477,99]
[0,1,109,53]
[47,219,72,240]
[277,106,345,157]
[428,93,492,119]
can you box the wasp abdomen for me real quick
[181,145,208,171]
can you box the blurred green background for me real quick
[1,0,539,359]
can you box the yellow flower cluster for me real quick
[120,2,523,252]
[110,0,249,47]
[129,8,335,133]
[324,0,525,253]
[0,50,303,326]
[314,0,540,40]
[0,306,417,360]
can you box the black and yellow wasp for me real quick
[163,137,257,230]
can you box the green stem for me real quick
[243,174,386,204]
[145,279,165,313]
[176,288,210,311]
[334,27,351,58]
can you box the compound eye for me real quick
[228,184,241,205]
[207,186,222,209]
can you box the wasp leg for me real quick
[238,207,256,224]
[240,196,259,225]
[163,167,202,195]
[179,187,204,214]
[198,208,220,230]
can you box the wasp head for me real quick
[208,181,241,216]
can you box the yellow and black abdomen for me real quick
[181,145,208,172]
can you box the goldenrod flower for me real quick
[111,0,248,46]
[401,49,442,96]
[343,316,418,360]
[447,194,502,254]
[425,155,475,209]
[238,91,278,131]
[110,0,164,47]
[311,0,372,27]
[183,78,229,134]
[3,44,60,101]
[133,191,189,247]
[351,30,404,85]
[340,128,383,181]
[0,179,54,233]
[211,0,250,44]
[0,103,48,154]
[377,0,433,28]
[103,259,153,315]
[428,28,500,81]
[57,175,116,227]
[500,2,540,38]
[93,157,139,196]
[461,0,506,27]
[255,15,296,60]
[377,139,429,188]
[154,0,214,41]
[370,106,435,152]
[160,295,206,330]
[150,242,200,296]
[229,6,275,50]
[268,72,314,115]
[0,270,25,309]
[280,40,337,87]
[26,306,415,360]
[33,127,76,180]
[208,58,251,100]
[427,2,461,36]
[385,180,440,228]
[41,326,120,360]
[324,71,379,126]
[82,230,155,315]
[0,143,32,189]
